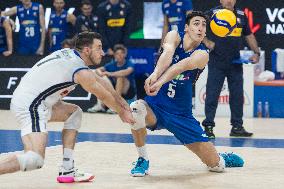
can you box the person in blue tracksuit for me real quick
[128,11,244,177]
[48,0,76,52]
[2,0,45,55]
[161,0,193,47]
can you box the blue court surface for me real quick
[1,129,284,154]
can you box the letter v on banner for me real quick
[244,8,261,33]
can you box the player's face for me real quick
[88,39,104,65]
[114,49,126,64]
[53,0,65,11]
[81,4,93,16]
[186,16,207,42]
[220,0,236,10]
[20,0,31,5]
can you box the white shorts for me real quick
[10,102,52,137]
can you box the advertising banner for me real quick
[194,64,254,118]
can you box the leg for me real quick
[49,101,93,182]
[203,65,226,138]
[49,101,80,151]
[186,142,224,172]
[0,133,47,175]
[227,66,253,137]
[129,100,156,177]
[115,77,130,96]
[186,142,244,172]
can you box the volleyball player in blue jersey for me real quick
[128,11,244,177]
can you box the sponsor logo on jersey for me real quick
[107,18,125,27]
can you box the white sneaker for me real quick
[87,103,106,113]
[57,166,94,183]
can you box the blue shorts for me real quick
[146,101,209,145]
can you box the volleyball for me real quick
[210,9,237,37]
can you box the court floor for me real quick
[0,110,284,189]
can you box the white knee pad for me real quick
[208,155,225,173]
[130,100,147,130]
[64,107,82,131]
[16,151,44,171]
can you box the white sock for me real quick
[97,99,103,107]
[63,148,74,170]
[136,146,148,160]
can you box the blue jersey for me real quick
[104,60,136,87]
[162,0,193,32]
[0,17,7,52]
[146,31,208,116]
[48,10,68,52]
[17,2,41,51]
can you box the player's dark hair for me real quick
[113,44,127,53]
[73,31,102,51]
[81,0,92,7]
[186,11,209,25]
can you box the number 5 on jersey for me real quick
[167,83,176,98]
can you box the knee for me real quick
[16,151,44,171]
[64,106,82,131]
[130,100,147,130]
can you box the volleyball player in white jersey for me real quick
[0,31,134,183]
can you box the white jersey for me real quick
[11,48,89,109]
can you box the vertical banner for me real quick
[143,2,163,39]
[194,65,254,117]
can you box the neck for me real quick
[170,0,177,3]
[110,0,119,5]
[117,60,125,66]
[23,2,32,8]
[56,9,63,15]
[183,35,200,52]
[222,5,234,11]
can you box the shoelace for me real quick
[132,158,144,169]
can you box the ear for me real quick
[184,24,189,32]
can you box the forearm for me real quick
[90,82,122,113]
[154,50,174,78]
[40,28,46,47]
[95,73,122,99]
[6,36,12,52]
[111,69,132,77]
[5,24,13,52]
[157,59,198,85]
[246,34,260,54]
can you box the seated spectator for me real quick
[88,44,136,113]
[48,0,76,52]
[0,10,13,56]
[2,0,45,55]
[75,0,98,33]
[61,38,74,49]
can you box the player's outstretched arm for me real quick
[145,31,179,94]
[74,69,134,124]
[148,50,209,96]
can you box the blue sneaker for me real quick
[219,152,244,167]
[130,157,149,177]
